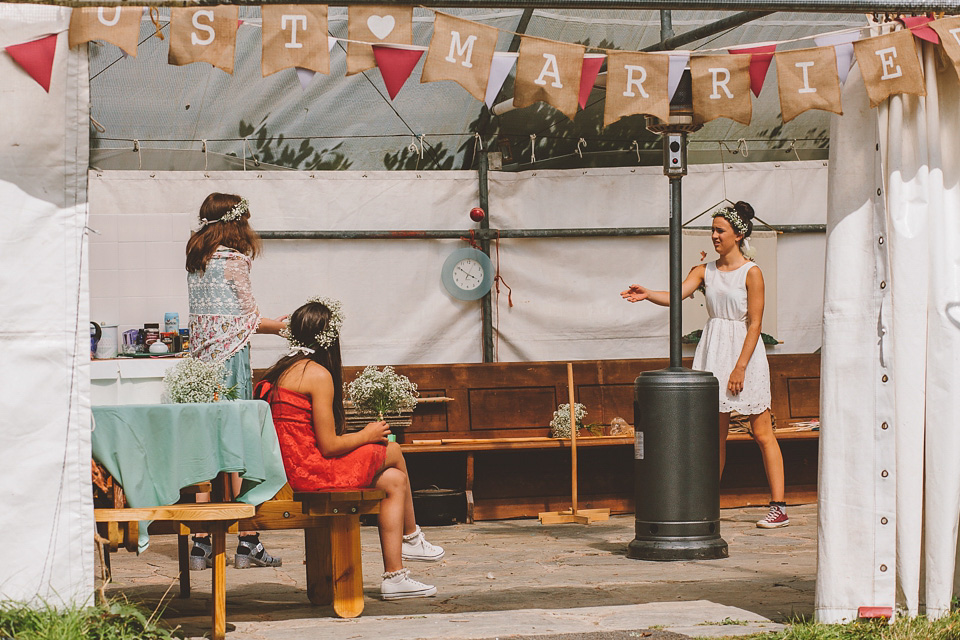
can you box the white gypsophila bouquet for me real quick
[163,356,237,403]
[550,402,587,438]
[346,365,418,418]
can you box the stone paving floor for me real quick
[99,503,817,639]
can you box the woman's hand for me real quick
[621,285,649,303]
[727,365,746,395]
[360,420,391,444]
[275,314,289,323]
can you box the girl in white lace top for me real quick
[621,201,788,529]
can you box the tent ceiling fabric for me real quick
[89,9,865,171]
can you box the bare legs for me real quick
[718,410,785,503]
[374,441,418,573]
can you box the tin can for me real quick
[179,328,190,352]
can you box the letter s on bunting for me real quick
[421,12,498,102]
[690,54,752,125]
[929,17,960,83]
[514,36,585,121]
[603,51,670,127]
[168,6,239,74]
[775,46,843,123]
[853,29,925,108]
[68,7,142,57]
[261,5,329,77]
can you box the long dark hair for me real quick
[259,302,346,435]
[186,193,262,273]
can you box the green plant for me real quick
[0,599,180,640]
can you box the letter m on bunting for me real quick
[422,12,499,102]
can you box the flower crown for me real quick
[712,206,749,236]
[280,296,344,354]
[199,198,249,228]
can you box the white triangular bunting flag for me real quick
[667,51,690,101]
[296,66,316,90]
[815,31,861,86]
[484,51,517,109]
[328,36,338,52]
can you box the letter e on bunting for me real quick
[514,36,585,121]
[261,5,329,77]
[347,6,413,76]
[690,54,752,125]
[775,46,842,123]
[854,28,925,108]
[421,12,497,101]
[603,51,669,127]
[930,17,960,83]
[169,6,239,74]
[69,7,142,57]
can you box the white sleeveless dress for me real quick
[692,261,771,415]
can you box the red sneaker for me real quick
[757,504,789,529]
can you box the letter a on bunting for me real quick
[347,5,413,75]
[690,54,752,125]
[514,36,585,121]
[853,29,925,108]
[169,6,239,74]
[930,17,960,83]
[775,46,842,122]
[261,5,329,77]
[603,51,670,127]
[421,13,498,102]
[69,7,141,57]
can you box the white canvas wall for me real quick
[87,161,826,370]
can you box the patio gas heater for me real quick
[627,71,728,561]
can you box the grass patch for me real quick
[0,600,180,639]
[700,617,754,626]
[717,610,960,640]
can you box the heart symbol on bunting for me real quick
[367,15,395,40]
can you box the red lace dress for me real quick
[255,381,387,491]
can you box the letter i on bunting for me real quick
[421,12,498,102]
[690,54,752,125]
[514,36,585,121]
[930,17,960,83]
[69,7,142,57]
[775,46,842,122]
[853,29,925,108]
[168,6,239,74]
[347,6,413,75]
[261,5,329,77]
[603,52,670,127]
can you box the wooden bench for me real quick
[95,502,255,640]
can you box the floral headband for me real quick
[712,206,749,236]
[199,198,249,228]
[280,296,345,355]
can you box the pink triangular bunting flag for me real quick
[578,54,605,109]
[814,31,860,86]
[485,52,517,108]
[372,44,425,100]
[667,52,690,101]
[900,16,939,44]
[728,43,776,98]
[296,67,316,91]
[5,34,57,93]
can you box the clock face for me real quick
[452,258,485,290]
[441,248,495,301]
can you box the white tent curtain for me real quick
[816,42,960,621]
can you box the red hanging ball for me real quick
[470,207,485,222]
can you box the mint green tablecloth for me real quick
[91,400,287,551]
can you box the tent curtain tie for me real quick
[133,139,142,170]
[529,134,536,164]
[149,7,165,40]
[575,138,587,159]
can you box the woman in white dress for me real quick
[621,201,788,529]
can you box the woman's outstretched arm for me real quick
[621,264,706,307]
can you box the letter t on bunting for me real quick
[347,5,413,76]
[168,6,239,74]
[930,17,960,83]
[69,7,142,57]
[421,12,498,102]
[853,28,925,108]
[261,5,329,77]
[603,51,670,128]
[775,46,842,123]
[690,54,752,125]
[514,36,585,121]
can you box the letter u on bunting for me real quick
[853,28,925,108]
[347,5,413,76]
[603,51,670,127]
[514,36,585,121]
[261,5,329,77]
[775,46,842,123]
[168,6,239,74]
[690,54,752,125]
[68,7,142,57]
[421,12,497,102]
[930,17,960,83]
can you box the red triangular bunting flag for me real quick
[728,43,776,98]
[578,54,605,109]
[372,44,424,100]
[5,34,57,93]
[900,16,940,44]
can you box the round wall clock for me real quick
[441,248,494,301]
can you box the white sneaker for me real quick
[401,525,445,562]
[380,569,437,600]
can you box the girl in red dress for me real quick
[255,298,443,600]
